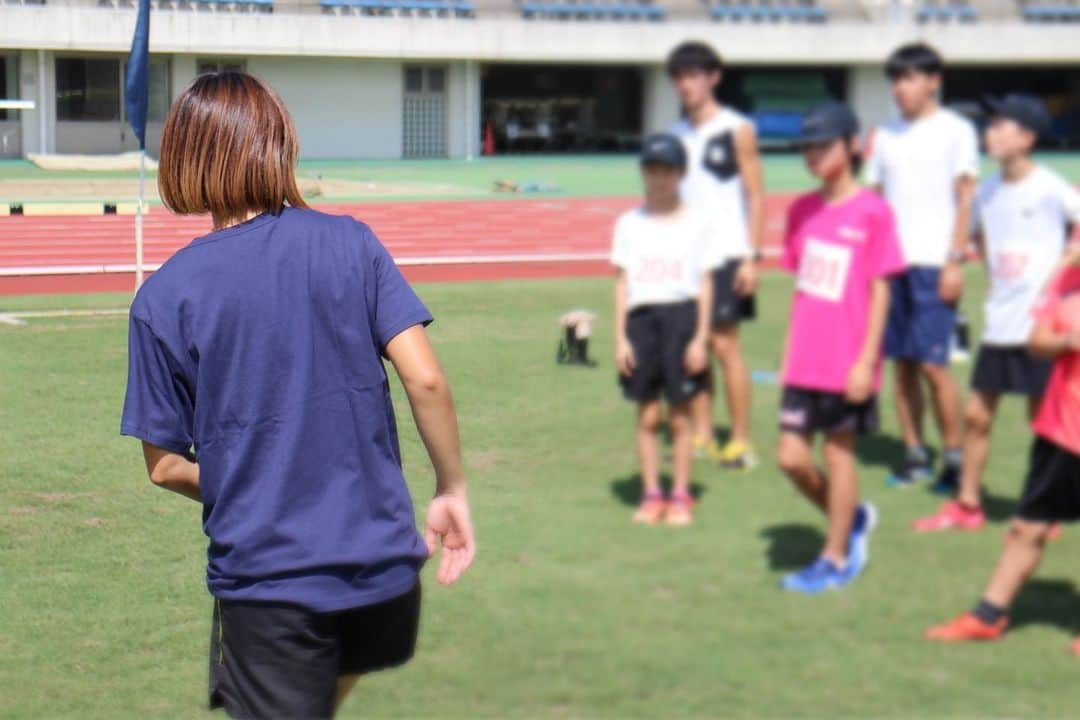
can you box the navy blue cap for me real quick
[640,133,687,168]
[797,100,860,145]
[984,94,1052,137]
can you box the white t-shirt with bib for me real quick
[975,165,1080,345]
[671,107,753,263]
[611,206,725,310]
[865,107,979,267]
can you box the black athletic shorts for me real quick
[970,344,1054,396]
[209,581,421,719]
[619,300,706,405]
[779,386,880,436]
[1015,437,1080,523]
[711,258,756,328]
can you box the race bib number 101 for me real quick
[797,239,852,303]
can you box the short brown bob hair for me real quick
[158,72,307,222]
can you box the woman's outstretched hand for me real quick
[424,492,476,586]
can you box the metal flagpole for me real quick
[125,0,151,293]
[135,147,145,291]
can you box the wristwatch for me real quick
[752,249,765,263]
[947,250,967,265]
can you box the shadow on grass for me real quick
[657,424,730,448]
[980,487,1019,523]
[1011,578,1080,635]
[610,474,707,507]
[759,523,824,571]
[855,432,914,472]
[707,425,732,447]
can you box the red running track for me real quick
[0,195,795,295]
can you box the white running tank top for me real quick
[672,106,753,261]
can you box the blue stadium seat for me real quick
[707,0,822,21]
[194,0,274,6]
[917,1,976,21]
[641,2,666,18]
[519,0,664,19]
[320,0,474,15]
[712,1,753,20]
[1023,2,1080,20]
[916,3,939,20]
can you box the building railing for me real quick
[4,0,1077,21]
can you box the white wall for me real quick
[848,64,894,135]
[170,53,197,101]
[54,119,165,154]
[642,64,678,135]
[446,59,480,159]
[244,56,403,159]
[18,49,52,154]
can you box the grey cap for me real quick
[797,100,860,144]
[984,93,1052,137]
[640,133,687,168]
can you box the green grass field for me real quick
[4,269,1080,718]
[3,151,1080,202]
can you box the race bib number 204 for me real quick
[797,239,852,303]
[635,257,684,285]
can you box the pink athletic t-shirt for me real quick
[781,188,906,394]
[1031,266,1080,456]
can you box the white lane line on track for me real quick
[0,247,781,277]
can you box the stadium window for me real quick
[0,55,12,122]
[402,66,448,158]
[148,61,169,123]
[55,57,121,122]
[426,68,446,93]
[197,59,247,75]
[122,59,170,124]
[404,68,424,93]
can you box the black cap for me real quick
[796,100,860,145]
[984,93,1052,137]
[639,133,687,168]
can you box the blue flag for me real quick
[124,0,150,150]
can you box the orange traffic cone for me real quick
[483,122,495,156]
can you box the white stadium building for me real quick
[0,0,1078,159]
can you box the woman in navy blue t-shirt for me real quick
[121,71,475,718]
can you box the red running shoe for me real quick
[925,612,1008,643]
[913,501,986,533]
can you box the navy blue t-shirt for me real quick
[121,207,432,613]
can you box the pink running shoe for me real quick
[665,491,695,527]
[912,501,986,533]
[633,491,667,525]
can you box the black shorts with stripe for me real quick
[779,386,880,436]
[619,300,706,405]
[711,258,756,328]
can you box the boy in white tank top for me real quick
[914,95,1080,533]
[666,41,766,471]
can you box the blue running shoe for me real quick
[780,557,851,594]
[846,502,878,581]
[886,457,932,488]
[929,465,960,496]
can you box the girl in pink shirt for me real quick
[775,101,906,594]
